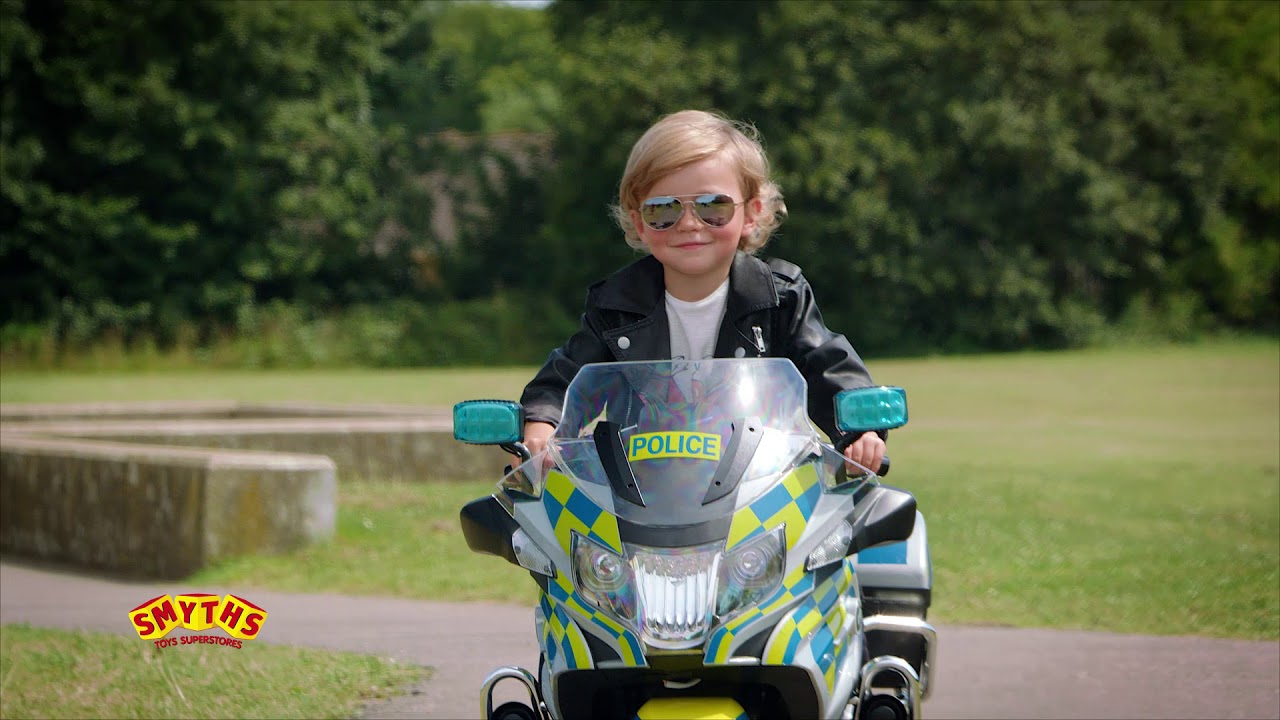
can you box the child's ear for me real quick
[630,208,648,240]
[741,197,763,237]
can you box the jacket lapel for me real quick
[593,255,670,361]
[603,313,670,361]
[714,252,780,358]
[590,252,779,360]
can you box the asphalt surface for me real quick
[1,560,1276,720]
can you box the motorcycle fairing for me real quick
[538,592,593,671]
[724,462,822,552]
[762,559,861,701]
[500,471,646,671]
[702,456,866,666]
[542,470,623,555]
[703,565,813,664]
[542,568,646,668]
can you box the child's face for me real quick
[631,155,757,299]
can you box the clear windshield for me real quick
[547,359,821,526]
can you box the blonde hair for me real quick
[611,110,787,253]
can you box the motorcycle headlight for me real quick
[805,519,853,571]
[630,541,723,649]
[573,528,789,652]
[716,527,786,620]
[572,533,636,621]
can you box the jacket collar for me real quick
[594,251,779,318]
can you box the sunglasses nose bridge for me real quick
[672,198,706,229]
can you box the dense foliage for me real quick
[1,0,1275,367]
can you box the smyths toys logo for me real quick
[129,593,267,650]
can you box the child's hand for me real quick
[843,431,886,475]
[520,421,556,463]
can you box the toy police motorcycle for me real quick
[456,358,935,720]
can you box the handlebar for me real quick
[835,432,891,477]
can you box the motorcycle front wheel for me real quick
[490,700,540,720]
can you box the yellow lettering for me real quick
[626,432,722,462]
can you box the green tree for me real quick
[370,0,562,302]
[0,0,417,341]
[375,0,560,136]
[1172,0,1279,328]
[540,0,1279,353]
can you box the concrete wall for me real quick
[7,417,504,482]
[0,400,503,579]
[0,434,336,579]
[0,400,451,422]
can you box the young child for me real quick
[519,109,887,471]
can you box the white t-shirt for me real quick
[666,279,729,363]
[665,280,730,401]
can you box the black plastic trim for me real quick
[459,495,519,565]
[732,625,771,660]
[702,416,763,505]
[594,421,646,507]
[616,515,733,548]
[848,485,917,556]
[862,587,932,617]
[580,627,622,665]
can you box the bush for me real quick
[0,293,580,372]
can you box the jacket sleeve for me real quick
[519,294,614,428]
[775,267,881,443]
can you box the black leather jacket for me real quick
[520,251,881,443]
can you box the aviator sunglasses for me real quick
[639,194,746,231]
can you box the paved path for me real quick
[1,560,1276,719]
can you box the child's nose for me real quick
[675,201,702,230]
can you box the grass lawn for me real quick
[886,340,1279,639]
[4,339,1278,641]
[190,479,533,605]
[0,623,425,719]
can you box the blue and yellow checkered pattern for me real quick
[819,560,857,690]
[539,591,592,670]
[543,471,623,556]
[724,464,821,552]
[763,558,855,691]
[704,464,826,665]
[704,565,814,664]
[766,595,827,664]
[542,548,646,667]
[536,471,647,667]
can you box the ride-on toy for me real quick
[456,358,935,720]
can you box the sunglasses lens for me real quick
[641,197,682,230]
[640,194,740,230]
[693,194,737,227]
